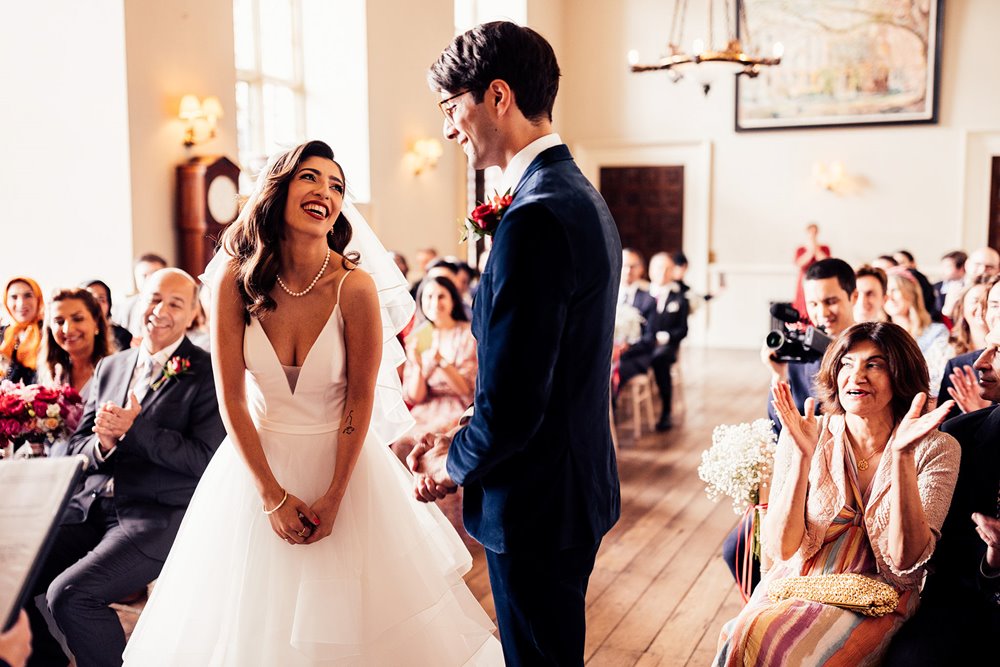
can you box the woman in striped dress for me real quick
[716,322,961,666]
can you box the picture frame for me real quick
[735,0,944,132]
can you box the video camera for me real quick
[765,303,833,364]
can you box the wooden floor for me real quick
[461,347,768,666]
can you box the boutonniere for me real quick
[150,356,192,391]
[460,189,513,242]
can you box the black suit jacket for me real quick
[650,286,689,350]
[65,337,225,560]
[447,144,622,553]
[924,406,1000,609]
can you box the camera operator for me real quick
[724,258,858,592]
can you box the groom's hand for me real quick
[408,433,457,503]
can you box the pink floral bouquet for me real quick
[0,380,84,458]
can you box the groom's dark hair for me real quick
[428,21,560,123]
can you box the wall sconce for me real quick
[404,138,443,175]
[812,160,847,194]
[179,94,224,148]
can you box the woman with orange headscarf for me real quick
[1,277,44,384]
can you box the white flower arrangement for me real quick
[697,418,777,515]
[614,303,645,345]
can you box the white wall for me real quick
[0,1,134,298]
[123,0,239,268]
[558,0,1000,348]
[365,0,467,260]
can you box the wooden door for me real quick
[600,166,684,264]
[989,156,1000,251]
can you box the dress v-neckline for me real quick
[253,303,341,396]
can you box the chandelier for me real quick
[628,0,782,95]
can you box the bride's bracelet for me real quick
[262,489,288,515]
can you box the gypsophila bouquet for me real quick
[698,418,777,515]
[0,380,84,458]
[614,304,645,345]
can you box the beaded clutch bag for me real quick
[767,573,899,617]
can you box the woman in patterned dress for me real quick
[716,321,960,666]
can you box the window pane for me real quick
[302,0,370,201]
[262,82,299,155]
[233,0,256,71]
[260,0,294,80]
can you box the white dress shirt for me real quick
[500,133,563,194]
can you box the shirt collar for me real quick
[141,336,185,369]
[501,133,562,193]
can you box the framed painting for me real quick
[735,0,943,132]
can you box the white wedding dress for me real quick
[123,260,502,664]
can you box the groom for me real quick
[410,21,622,666]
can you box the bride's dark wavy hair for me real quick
[221,140,358,320]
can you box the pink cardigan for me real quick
[764,414,960,590]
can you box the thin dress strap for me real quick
[336,266,355,305]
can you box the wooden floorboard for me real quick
[459,347,769,665]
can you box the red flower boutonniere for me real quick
[150,356,192,391]
[461,189,513,242]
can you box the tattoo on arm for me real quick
[342,410,356,435]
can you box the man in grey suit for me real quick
[27,269,225,667]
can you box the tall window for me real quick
[234,0,371,201]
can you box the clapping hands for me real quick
[891,393,955,454]
[771,381,818,459]
[93,393,141,453]
[407,432,458,503]
[946,365,990,414]
[972,512,1000,572]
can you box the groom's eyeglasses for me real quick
[438,90,471,119]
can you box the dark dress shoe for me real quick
[656,415,673,432]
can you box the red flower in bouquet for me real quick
[150,356,192,391]
[0,381,87,450]
[461,189,513,242]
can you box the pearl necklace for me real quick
[277,250,330,297]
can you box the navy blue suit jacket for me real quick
[620,289,658,367]
[65,337,226,560]
[447,144,623,554]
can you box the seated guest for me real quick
[402,276,477,440]
[1,277,44,384]
[894,249,939,320]
[885,268,950,392]
[934,250,967,316]
[84,279,133,351]
[647,252,689,431]
[872,254,899,272]
[25,268,225,667]
[939,276,1000,418]
[949,279,990,358]
[854,264,889,323]
[886,327,1000,664]
[728,258,859,593]
[616,248,657,389]
[114,252,167,338]
[33,289,113,458]
[717,321,960,665]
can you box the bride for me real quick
[123,140,502,665]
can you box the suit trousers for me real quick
[650,344,678,416]
[27,498,164,667]
[486,541,601,666]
